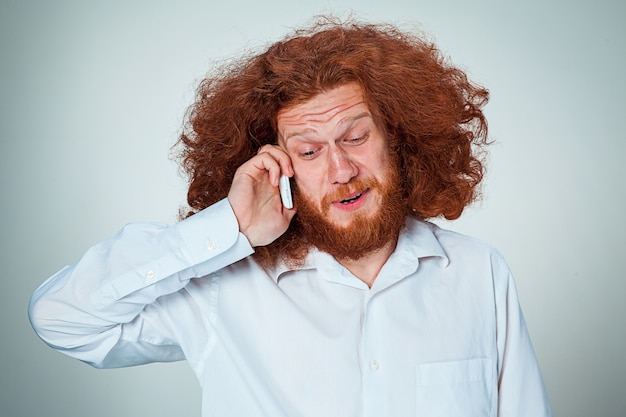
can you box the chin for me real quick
[328,208,378,229]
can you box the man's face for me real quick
[277,83,405,260]
[277,83,392,228]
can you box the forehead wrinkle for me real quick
[279,102,369,142]
[277,83,369,143]
[281,99,363,124]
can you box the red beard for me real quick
[293,164,406,261]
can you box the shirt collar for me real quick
[266,218,449,284]
[396,218,450,268]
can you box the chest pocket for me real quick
[415,358,494,417]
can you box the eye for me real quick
[299,147,321,159]
[344,132,369,145]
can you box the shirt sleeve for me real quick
[493,255,553,416]
[28,198,254,368]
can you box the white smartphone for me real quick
[279,175,293,209]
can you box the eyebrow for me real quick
[283,112,373,141]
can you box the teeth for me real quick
[340,192,363,204]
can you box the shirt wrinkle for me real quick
[29,200,552,417]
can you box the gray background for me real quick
[1,0,624,416]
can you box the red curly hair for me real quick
[176,17,490,267]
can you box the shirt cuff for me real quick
[174,198,253,268]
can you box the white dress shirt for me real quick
[29,198,552,417]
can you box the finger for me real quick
[256,144,293,178]
[249,153,284,186]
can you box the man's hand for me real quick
[227,145,296,247]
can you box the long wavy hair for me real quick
[176,17,490,268]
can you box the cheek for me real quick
[371,148,392,176]
[293,174,320,200]
[292,162,325,192]
[294,173,330,211]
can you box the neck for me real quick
[337,237,398,288]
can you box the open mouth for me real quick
[340,192,364,204]
[336,188,370,205]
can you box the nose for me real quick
[327,146,358,184]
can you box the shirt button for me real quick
[207,240,217,251]
[370,361,380,371]
[145,270,156,282]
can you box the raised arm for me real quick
[29,146,295,367]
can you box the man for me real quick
[29,18,552,416]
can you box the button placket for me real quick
[362,293,388,417]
